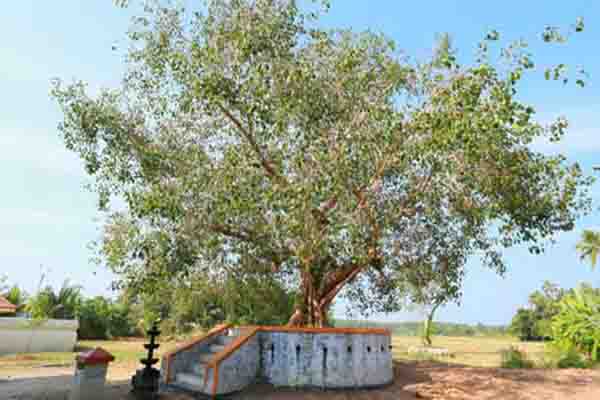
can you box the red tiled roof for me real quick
[76,348,115,365]
[0,296,17,311]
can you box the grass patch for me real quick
[0,339,180,369]
[392,335,545,368]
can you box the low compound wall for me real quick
[258,327,393,389]
[0,318,79,355]
[213,332,260,395]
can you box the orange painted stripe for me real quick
[163,324,231,384]
[207,327,261,397]
[257,325,391,335]
[206,325,388,397]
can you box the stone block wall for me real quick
[259,330,393,389]
[214,334,260,395]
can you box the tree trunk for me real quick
[422,315,434,347]
[287,292,331,327]
[286,262,362,327]
[422,301,442,347]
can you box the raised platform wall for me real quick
[214,334,260,395]
[259,330,393,388]
[0,318,78,355]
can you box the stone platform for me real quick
[161,325,393,397]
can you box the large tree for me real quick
[52,0,592,327]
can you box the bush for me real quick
[551,286,600,361]
[108,302,137,338]
[77,297,111,340]
[500,347,534,369]
[557,349,588,369]
[77,297,138,339]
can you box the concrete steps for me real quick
[175,372,205,390]
[171,328,240,395]
[190,361,207,376]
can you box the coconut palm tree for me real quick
[5,286,28,313]
[26,280,82,320]
[576,230,600,271]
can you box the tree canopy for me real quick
[52,0,592,326]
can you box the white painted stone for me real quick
[69,364,109,400]
[0,318,78,355]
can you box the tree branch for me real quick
[319,263,363,308]
[207,223,293,266]
[217,103,284,183]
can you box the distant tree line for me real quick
[1,271,296,340]
[333,319,508,337]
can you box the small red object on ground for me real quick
[76,348,115,366]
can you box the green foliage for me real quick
[542,344,591,369]
[551,285,600,361]
[127,272,296,335]
[576,229,600,270]
[556,348,588,369]
[509,281,564,341]
[26,280,82,320]
[77,296,139,340]
[510,308,539,341]
[77,297,111,339]
[4,286,28,312]
[500,346,534,369]
[52,0,592,326]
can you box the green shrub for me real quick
[557,349,587,369]
[108,302,137,338]
[77,297,138,339]
[551,285,600,361]
[500,347,534,369]
[77,297,111,340]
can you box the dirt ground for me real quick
[1,361,599,400]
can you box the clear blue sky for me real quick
[1,1,599,325]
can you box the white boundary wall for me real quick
[0,318,78,355]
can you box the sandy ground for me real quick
[1,361,599,400]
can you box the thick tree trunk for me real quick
[286,263,364,327]
[287,306,330,327]
[287,292,331,327]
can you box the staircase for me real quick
[169,328,240,394]
[174,332,238,391]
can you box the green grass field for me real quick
[0,335,549,370]
[0,339,179,369]
[391,335,546,367]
